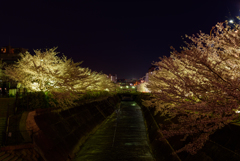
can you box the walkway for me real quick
[73,101,155,161]
[0,98,15,145]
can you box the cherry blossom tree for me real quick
[144,21,240,154]
[90,74,117,92]
[5,47,116,109]
[137,82,150,93]
[0,59,5,79]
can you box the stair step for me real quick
[0,154,10,161]
[0,152,6,157]
[10,156,20,161]
[2,154,15,161]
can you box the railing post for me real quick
[27,92,29,111]
[14,90,19,114]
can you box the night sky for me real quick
[1,0,239,79]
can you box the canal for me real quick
[73,101,155,161]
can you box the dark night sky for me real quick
[1,0,239,79]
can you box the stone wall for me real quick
[31,95,120,161]
[135,94,181,161]
[135,93,240,161]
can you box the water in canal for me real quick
[73,101,155,161]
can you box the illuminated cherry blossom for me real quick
[144,21,240,154]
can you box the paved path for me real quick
[0,98,15,117]
[73,101,155,161]
[0,98,15,145]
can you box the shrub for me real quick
[18,91,50,111]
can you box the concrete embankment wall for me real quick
[135,93,240,161]
[135,94,181,161]
[32,95,120,161]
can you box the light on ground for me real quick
[229,20,234,23]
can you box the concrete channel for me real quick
[73,100,155,161]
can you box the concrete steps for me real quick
[0,151,24,161]
[0,148,41,161]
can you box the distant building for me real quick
[137,65,158,93]
[145,65,156,82]
[0,45,28,97]
[0,45,28,64]
[117,79,126,83]
[126,78,138,83]
[108,74,117,83]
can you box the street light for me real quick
[210,20,235,37]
